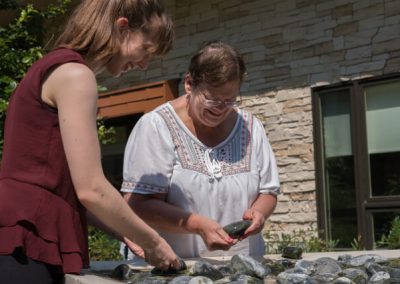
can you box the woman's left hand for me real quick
[239,209,265,240]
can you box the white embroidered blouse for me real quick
[121,103,280,258]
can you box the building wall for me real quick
[98,0,400,238]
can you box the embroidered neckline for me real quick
[164,102,241,150]
[157,104,253,177]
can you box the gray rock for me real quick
[230,254,271,279]
[215,264,233,276]
[188,276,214,284]
[345,255,387,267]
[368,271,390,283]
[340,268,368,284]
[338,255,353,263]
[229,274,263,283]
[314,257,342,276]
[214,277,232,284]
[312,273,338,283]
[388,267,400,278]
[294,260,316,275]
[189,261,224,280]
[277,271,315,284]
[105,255,400,284]
[136,277,169,284]
[169,275,194,284]
[334,277,356,284]
[365,262,385,275]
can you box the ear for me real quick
[184,73,193,93]
[116,17,129,29]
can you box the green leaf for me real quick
[97,85,108,93]
[21,56,31,64]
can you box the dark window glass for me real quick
[372,211,400,247]
[365,81,400,197]
[101,114,142,189]
[370,152,400,197]
[320,90,357,247]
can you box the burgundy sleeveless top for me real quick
[0,48,89,274]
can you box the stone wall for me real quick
[98,0,400,238]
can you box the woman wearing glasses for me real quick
[121,41,280,258]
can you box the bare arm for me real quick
[242,193,277,238]
[42,63,178,269]
[87,211,145,258]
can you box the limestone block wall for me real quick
[98,0,400,239]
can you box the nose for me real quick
[215,102,229,110]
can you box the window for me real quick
[313,75,400,249]
[101,114,142,189]
[97,79,179,190]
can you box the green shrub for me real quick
[88,226,123,261]
[377,216,400,249]
[264,226,338,254]
[0,0,71,158]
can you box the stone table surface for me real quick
[65,249,400,284]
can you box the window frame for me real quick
[312,73,400,249]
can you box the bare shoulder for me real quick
[43,62,97,106]
[51,62,96,85]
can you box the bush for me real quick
[88,226,123,261]
[264,226,339,254]
[377,216,400,249]
[0,0,71,158]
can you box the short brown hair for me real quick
[188,41,246,88]
[55,0,174,72]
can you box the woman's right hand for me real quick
[142,236,181,270]
[193,215,236,251]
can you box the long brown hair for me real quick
[188,41,246,88]
[55,0,174,72]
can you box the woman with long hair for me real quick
[0,1,179,283]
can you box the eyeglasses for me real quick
[199,91,241,108]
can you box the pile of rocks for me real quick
[110,253,400,283]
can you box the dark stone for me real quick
[223,220,252,239]
[151,258,187,276]
[262,258,286,275]
[111,263,140,280]
[281,246,303,259]
[215,264,234,276]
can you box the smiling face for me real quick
[105,29,157,77]
[186,76,241,128]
